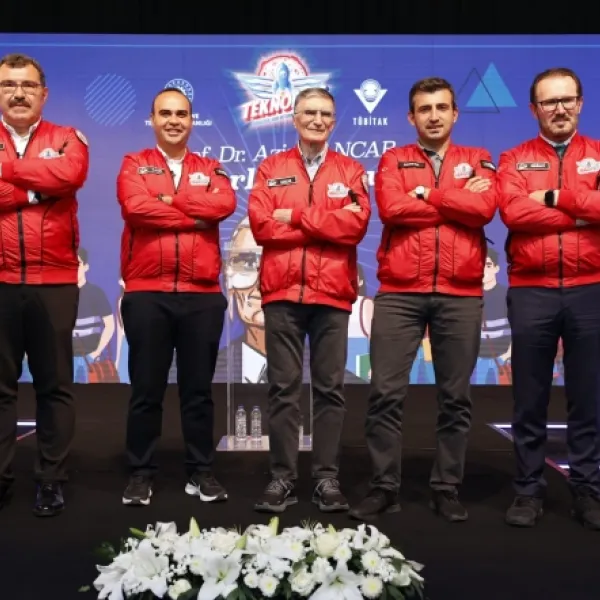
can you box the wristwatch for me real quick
[544,190,556,207]
[415,185,426,200]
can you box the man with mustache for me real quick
[0,53,89,516]
[116,87,236,506]
[499,67,600,529]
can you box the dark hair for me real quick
[77,247,88,264]
[151,87,192,114]
[530,67,582,104]
[408,77,456,112]
[487,248,499,265]
[0,53,46,87]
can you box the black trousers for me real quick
[365,292,482,493]
[264,301,349,482]
[122,291,226,477]
[508,284,600,497]
[0,283,79,484]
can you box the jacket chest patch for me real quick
[398,161,426,169]
[38,147,62,159]
[516,162,550,171]
[267,176,296,187]
[576,158,600,175]
[453,162,474,179]
[327,182,349,198]
[189,171,210,186]
[138,166,165,175]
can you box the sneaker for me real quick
[254,479,297,513]
[430,489,468,522]
[349,489,401,521]
[122,475,153,506]
[185,472,227,502]
[572,489,600,530]
[505,495,543,527]
[312,478,349,512]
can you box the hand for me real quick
[408,187,430,200]
[88,350,101,362]
[273,209,292,224]
[465,176,492,193]
[159,194,173,205]
[343,203,362,212]
[528,190,547,204]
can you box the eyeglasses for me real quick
[0,80,43,95]
[537,96,579,113]
[294,109,335,121]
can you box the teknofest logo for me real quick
[232,51,331,128]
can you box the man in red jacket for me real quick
[499,67,600,530]
[117,87,236,506]
[0,53,89,517]
[248,87,370,513]
[350,77,497,522]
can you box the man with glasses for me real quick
[248,87,371,513]
[0,53,89,516]
[498,67,600,529]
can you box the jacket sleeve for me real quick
[498,150,576,233]
[555,189,600,223]
[0,128,89,196]
[117,155,197,231]
[171,162,236,222]
[248,162,312,249]
[289,164,371,246]
[375,149,446,228]
[427,150,497,228]
[0,177,30,212]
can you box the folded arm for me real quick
[556,189,600,223]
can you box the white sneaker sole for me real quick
[122,490,153,506]
[185,483,227,502]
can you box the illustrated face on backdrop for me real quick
[292,92,336,146]
[77,256,90,285]
[408,88,457,147]
[0,62,48,131]
[530,75,581,143]
[483,257,499,286]
[226,222,264,328]
[150,90,192,149]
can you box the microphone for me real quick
[348,190,359,205]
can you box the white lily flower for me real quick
[310,562,363,600]
[197,553,242,600]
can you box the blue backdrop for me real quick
[3,34,594,385]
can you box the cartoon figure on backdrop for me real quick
[215,216,365,384]
[346,264,373,380]
[273,63,292,95]
[410,328,435,384]
[115,277,129,384]
[72,248,117,383]
[472,248,512,385]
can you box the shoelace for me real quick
[317,478,340,495]
[266,479,291,495]
[514,496,539,508]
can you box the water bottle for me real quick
[235,405,247,442]
[250,406,262,443]
[298,414,304,447]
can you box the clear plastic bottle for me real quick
[235,405,247,441]
[299,414,304,447]
[250,406,262,443]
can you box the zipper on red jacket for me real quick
[5,128,40,283]
[160,156,183,292]
[557,154,565,287]
[430,158,445,292]
[298,181,314,303]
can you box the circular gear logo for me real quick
[165,78,194,102]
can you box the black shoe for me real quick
[122,475,153,506]
[254,479,297,513]
[0,482,14,510]
[572,489,600,530]
[505,495,543,527]
[312,478,349,512]
[185,472,227,502]
[349,488,401,521]
[33,482,64,517]
[430,489,468,522]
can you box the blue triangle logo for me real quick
[466,63,516,109]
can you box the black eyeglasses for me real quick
[0,80,43,95]
[536,96,579,113]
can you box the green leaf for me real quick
[178,589,199,600]
[77,585,91,593]
[129,527,147,539]
[387,585,406,600]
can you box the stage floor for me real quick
[3,384,598,600]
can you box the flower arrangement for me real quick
[86,517,425,600]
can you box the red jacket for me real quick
[247,147,371,312]
[375,143,497,296]
[117,148,236,293]
[0,120,89,284]
[499,133,600,288]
